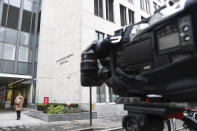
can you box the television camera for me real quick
[81,0,197,130]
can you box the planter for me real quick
[28,111,97,122]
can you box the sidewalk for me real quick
[0,108,123,130]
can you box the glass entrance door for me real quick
[6,84,28,108]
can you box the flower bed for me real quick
[37,103,82,114]
[27,103,97,122]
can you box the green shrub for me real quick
[37,103,80,114]
[46,105,65,114]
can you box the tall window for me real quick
[140,0,145,11]
[106,0,114,22]
[120,5,127,26]
[94,0,103,18]
[145,0,151,14]
[1,4,20,29]
[128,9,134,25]
[141,0,151,14]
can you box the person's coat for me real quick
[15,95,24,111]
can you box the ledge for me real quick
[28,110,97,122]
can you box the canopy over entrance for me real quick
[0,73,32,108]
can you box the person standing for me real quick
[15,93,24,120]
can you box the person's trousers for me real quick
[16,110,21,119]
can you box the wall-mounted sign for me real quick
[56,53,74,66]
[44,97,49,104]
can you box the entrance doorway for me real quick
[6,84,28,108]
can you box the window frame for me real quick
[128,9,134,25]
[120,4,127,26]
[106,0,114,22]
[94,0,103,18]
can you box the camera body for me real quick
[81,0,197,102]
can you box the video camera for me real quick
[81,0,197,102]
[81,0,197,130]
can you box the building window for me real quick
[18,47,29,62]
[3,44,15,60]
[120,4,127,26]
[4,0,21,8]
[21,10,35,33]
[140,0,145,11]
[19,32,31,46]
[0,42,3,59]
[4,28,17,44]
[94,0,103,18]
[109,88,116,103]
[1,4,20,30]
[97,84,106,103]
[106,0,114,22]
[95,31,104,41]
[141,0,151,14]
[128,0,134,4]
[145,0,151,14]
[128,9,134,25]
[0,27,5,42]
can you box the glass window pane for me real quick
[21,10,32,32]
[0,27,5,41]
[29,49,32,62]
[31,13,36,33]
[3,44,15,60]
[120,5,127,26]
[18,47,29,62]
[99,0,103,17]
[94,0,98,15]
[6,4,19,29]
[129,10,134,25]
[24,0,35,12]
[1,3,8,27]
[4,0,21,8]
[34,47,38,61]
[20,32,30,45]
[4,28,17,44]
[0,42,3,58]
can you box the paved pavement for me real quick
[0,109,192,131]
[0,109,123,131]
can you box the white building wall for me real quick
[36,0,57,103]
[36,0,165,116]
